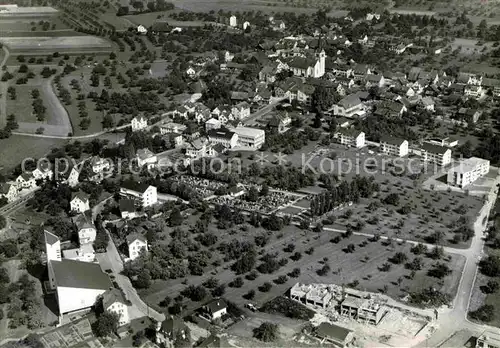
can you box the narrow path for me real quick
[0,45,10,128]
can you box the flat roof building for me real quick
[447,157,490,188]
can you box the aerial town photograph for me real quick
[4,0,500,347]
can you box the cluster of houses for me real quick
[0,165,53,203]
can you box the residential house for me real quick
[70,191,90,214]
[186,138,213,160]
[127,233,148,261]
[421,142,452,166]
[464,85,484,99]
[173,106,188,119]
[272,19,286,31]
[186,66,197,78]
[420,96,435,112]
[352,64,371,79]
[229,15,237,27]
[232,126,266,149]
[90,156,110,177]
[204,299,227,320]
[232,102,251,120]
[0,183,18,202]
[365,74,385,89]
[268,112,291,133]
[33,166,53,181]
[160,122,187,135]
[224,51,234,62]
[119,199,137,220]
[447,157,490,188]
[243,21,250,30]
[207,128,238,149]
[259,64,278,83]
[136,148,157,169]
[338,129,365,148]
[16,172,36,189]
[482,78,500,97]
[131,115,148,132]
[73,214,96,245]
[380,136,409,157]
[374,101,407,118]
[332,94,365,118]
[120,182,158,207]
[457,108,482,124]
[205,118,222,131]
[314,322,354,347]
[66,166,80,188]
[457,72,482,85]
[156,317,189,346]
[103,289,130,326]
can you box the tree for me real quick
[253,322,279,342]
[170,208,183,226]
[390,252,408,264]
[92,311,119,337]
[469,304,495,322]
[0,215,6,229]
[102,114,114,129]
[479,255,500,277]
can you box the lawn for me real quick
[0,135,67,173]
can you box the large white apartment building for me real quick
[421,142,452,166]
[447,157,490,188]
[338,129,365,148]
[120,182,158,207]
[380,136,408,157]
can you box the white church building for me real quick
[45,231,112,316]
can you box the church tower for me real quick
[45,230,61,262]
[315,35,326,77]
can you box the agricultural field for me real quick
[0,36,113,56]
[5,69,72,136]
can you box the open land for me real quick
[0,36,113,55]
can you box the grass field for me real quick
[0,135,67,173]
[0,36,113,55]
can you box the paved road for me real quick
[0,45,10,128]
[12,123,131,139]
[40,75,72,136]
[414,175,500,347]
[242,98,285,126]
[97,227,165,323]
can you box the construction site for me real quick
[290,283,438,347]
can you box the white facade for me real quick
[333,96,365,118]
[107,302,129,326]
[62,244,95,263]
[70,195,90,214]
[128,238,148,261]
[229,15,237,27]
[79,226,96,245]
[421,144,452,166]
[131,116,148,131]
[91,156,110,174]
[233,126,265,149]
[447,157,490,188]
[136,148,158,168]
[57,286,107,314]
[16,173,36,189]
[137,25,147,34]
[33,167,53,181]
[160,122,187,135]
[205,118,221,131]
[0,183,18,202]
[120,185,158,207]
[380,138,409,157]
[45,231,62,262]
[339,131,365,148]
[208,130,238,149]
[232,103,251,120]
[67,167,80,187]
[243,21,250,30]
